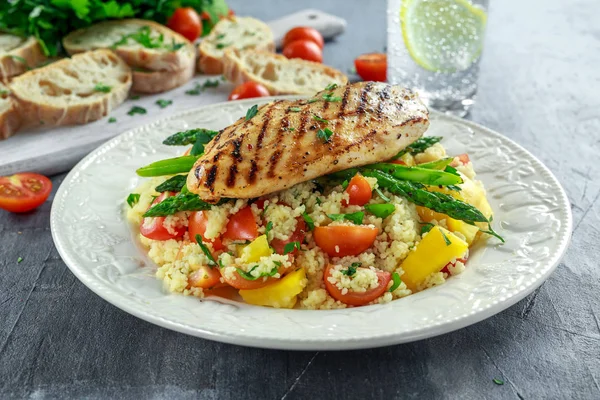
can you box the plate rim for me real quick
[50,97,573,350]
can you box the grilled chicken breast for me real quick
[187,82,429,202]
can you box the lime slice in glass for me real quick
[400,0,487,73]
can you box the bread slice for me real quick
[0,34,47,79]
[132,60,195,93]
[9,49,132,128]
[223,49,348,95]
[198,16,274,75]
[63,19,195,72]
[0,83,21,139]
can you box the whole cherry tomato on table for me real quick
[0,172,52,213]
[167,7,202,42]
[283,40,323,63]
[354,53,387,82]
[228,82,270,101]
[283,27,324,49]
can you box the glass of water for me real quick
[387,0,489,117]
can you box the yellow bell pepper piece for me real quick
[238,235,272,263]
[400,226,468,291]
[416,206,479,245]
[239,268,307,308]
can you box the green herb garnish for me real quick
[312,114,328,124]
[324,83,338,91]
[130,95,141,100]
[195,234,217,267]
[144,193,211,217]
[108,117,117,123]
[328,212,364,225]
[127,106,147,116]
[283,241,301,255]
[216,33,226,39]
[163,128,219,146]
[322,93,342,102]
[289,107,302,112]
[156,99,172,108]
[440,229,452,246]
[236,265,278,281]
[421,223,435,235]
[245,104,258,120]
[365,203,395,219]
[185,79,220,95]
[492,378,504,385]
[317,128,334,143]
[374,187,390,202]
[341,262,361,276]
[155,175,187,192]
[265,221,273,236]
[216,42,230,49]
[302,212,314,231]
[17,256,23,263]
[94,83,112,93]
[389,272,402,292]
[126,193,140,207]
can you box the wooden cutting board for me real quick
[0,9,346,176]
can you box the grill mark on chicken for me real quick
[357,82,374,115]
[267,150,282,178]
[231,138,243,162]
[255,102,277,149]
[338,84,352,118]
[227,163,238,187]
[248,159,258,183]
[377,84,392,118]
[205,165,218,192]
[297,111,310,137]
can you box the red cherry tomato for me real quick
[313,225,378,257]
[222,206,259,241]
[283,40,323,63]
[390,159,406,165]
[188,265,221,289]
[283,27,324,49]
[188,211,225,251]
[354,53,387,82]
[140,192,187,241]
[167,7,202,42]
[220,264,291,290]
[228,82,270,101]
[0,172,52,213]
[271,218,307,255]
[343,174,372,206]
[324,264,391,306]
[451,153,471,167]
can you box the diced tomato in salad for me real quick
[343,174,372,206]
[140,192,187,240]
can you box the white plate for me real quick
[51,97,572,350]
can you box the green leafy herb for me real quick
[127,106,147,116]
[394,136,443,158]
[163,128,219,146]
[421,223,435,235]
[289,107,302,112]
[283,127,295,132]
[389,272,402,292]
[130,95,141,100]
[185,79,220,95]
[283,241,302,255]
[136,155,199,177]
[368,163,463,186]
[155,175,187,192]
[302,213,315,231]
[374,187,390,202]
[195,234,217,267]
[307,98,320,103]
[492,378,504,385]
[216,33,226,39]
[170,41,185,51]
[365,203,395,219]
[156,99,173,108]
[316,197,322,206]
[215,42,231,49]
[236,265,279,281]
[341,262,361,276]
[324,83,338,91]
[312,114,328,124]
[94,83,112,93]
[0,89,10,96]
[245,104,258,120]
[328,212,364,225]
[322,93,342,102]
[144,193,211,217]
[17,256,23,263]
[341,180,349,189]
[317,128,334,143]
[108,117,117,123]
[126,193,140,207]
[265,221,273,236]
[440,229,452,246]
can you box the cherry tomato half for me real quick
[220,264,291,290]
[271,218,307,255]
[283,27,324,49]
[0,172,52,213]
[390,159,406,165]
[188,211,225,251]
[354,53,387,82]
[324,264,391,306]
[343,174,372,206]
[228,82,270,101]
[313,225,378,257]
[167,7,202,42]
[283,40,323,63]
[140,192,186,241]
[188,265,222,289]
[222,206,259,241]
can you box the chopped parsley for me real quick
[17,256,23,263]
[216,33,226,39]
[130,95,141,100]
[236,265,278,281]
[113,26,184,52]
[389,272,402,292]
[341,180,349,189]
[492,378,504,385]
[421,223,435,235]
[322,93,342,102]
[302,213,314,231]
[126,193,140,207]
[315,197,322,206]
[374,187,390,202]
[185,79,220,95]
[328,211,364,225]
[195,234,217,267]
[440,229,452,246]
[312,114,328,124]
[93,83,112,93]
[316,128,333,143]
[288,107,302,112]
[216,42,231,49]
[0,89,10,96]
[265,221,273,236]
[155,99,172,108]
[324,83,338,91]
[127,106,147,116]
[307,98,320,103]
[341,262,361,276]
[245,104,258,120]
[108,117,117,123]
[283,241,301,255]
[365,203,395,219]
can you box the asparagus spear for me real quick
[155,175,187,192]
[368,163,463,186]
[417,157,454,170]
[162,128,218,146]
[136,155,199,177]
[143,192,211,217]
[393,136,442,159]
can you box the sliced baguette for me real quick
[132,59,195,93]
[63,19,195,72]
[9,49,132,128]
[223,49,348,95]
[0,34,47,79]
[0,83,21,139]
[198,16,274,75]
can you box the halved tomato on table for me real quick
[140,192,187,240]
[228,82,270,101]
[0,172,52,213]
[324,264,391,306]
[313,225,378,257]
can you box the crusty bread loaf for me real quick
[198,16,274,75]
[223,48,348,95]
[0,83,21,139]
[63,19,195,72]
[132,60,195,93]
[9,49,132,128]
[0,34,47,79]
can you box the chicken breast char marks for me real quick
[187,81,430,202]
